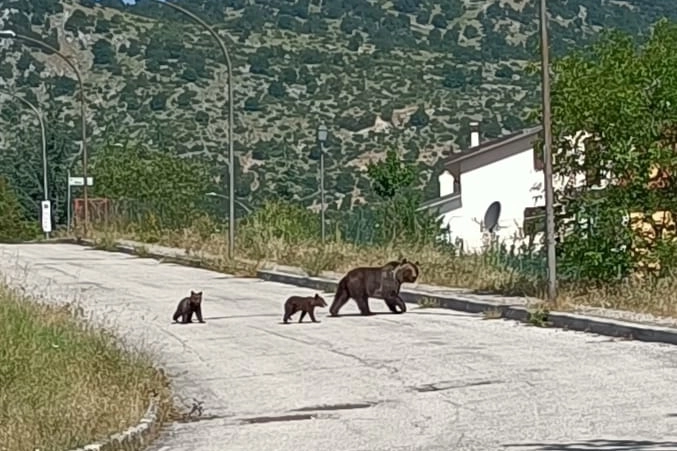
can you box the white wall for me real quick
[435,130,599,253]
[441,148,544,252]
[438,170,454,197]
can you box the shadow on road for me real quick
[324,312,395,318]
[202,314,280,321]
[503,439,677,450]
[407,309,474,317]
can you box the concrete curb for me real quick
[255,270,677,346]
[35,237,677,346]
[67,397,160,451]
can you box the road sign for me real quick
[68,176,93,187]
[41,200,52,233]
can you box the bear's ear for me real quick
[191,290,196,295]
[414,261,420,267]
[315,293,320,299]
[401,257,408,264]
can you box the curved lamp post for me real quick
[205,192,252,215]
[0,90,50,237]
[0,29,89,236]
[148,0,236,259]
[316,123,328,242]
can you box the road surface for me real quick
[1,243,676,451]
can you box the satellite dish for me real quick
[483,201,502,233]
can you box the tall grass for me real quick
[81,200,677,318]
[0,282,174,451]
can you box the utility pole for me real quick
[539,0,557,302]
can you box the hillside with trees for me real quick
[0,0,676,225]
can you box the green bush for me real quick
[0,177,40,242]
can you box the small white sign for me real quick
[41,200,52,233]
[68,176,94,187]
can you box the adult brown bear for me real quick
[328,258,420,316]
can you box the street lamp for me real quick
[316,123,328,242]
[0,29,90,236]
[0,90,50,238]
[538,0,557,302]
[145,0,236,260]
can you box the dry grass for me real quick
[76,217,677,319]
[482,307,503,320]
[0,282,175,451]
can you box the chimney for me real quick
[469,121,480,148]
[470,121,480,147]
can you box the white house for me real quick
[420,122,551,252]
[419,120,630,253]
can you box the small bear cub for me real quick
[283,293,327,324]
[172,290,205,324]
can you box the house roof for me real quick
[442,125,543,170]
[419,124,545,213]
[417,192,462,214]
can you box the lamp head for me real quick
[317,124,328,143]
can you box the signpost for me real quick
[68,176,94,186]
[41,200,52,238]
[67,170,94,232]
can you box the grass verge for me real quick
[76,218,677,320]
[0,281,175,451]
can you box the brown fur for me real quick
[283,293,327,324]
[172,290,205,324]
[329,258,420,316]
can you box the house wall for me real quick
[440,148,545,252]
[434,129,597,253]
[438,170,454,197]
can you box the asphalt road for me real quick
[1,244,677,451]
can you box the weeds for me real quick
[527,305,551,327]
[417,297,441,309]
[134,244,150,258]
[74,203,677,319]
[0,283,174,451]
[482,308,503,320]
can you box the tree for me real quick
[64,9,91,33]
[365,149,443,245]
[92,39,115,66]
[528,19,677,281]
[244,97,261,112]
[195,110,209,125]
[0,176,38,242]
[268,80,287,98]
[366,149,416,199]
[408,105,430,128]
[150,92,167,111]
[427,28,442,49]
[181,67,198,82]
[277,14,298,31]
[415,10,430,25]
[248,54,269,75]
[280,67,297,84]
[393,0,420,14]
[442,67,465,89]
[347,34,363,52]
[430,14,447,29]
[95,18,111,33]
[90,143,212,231]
